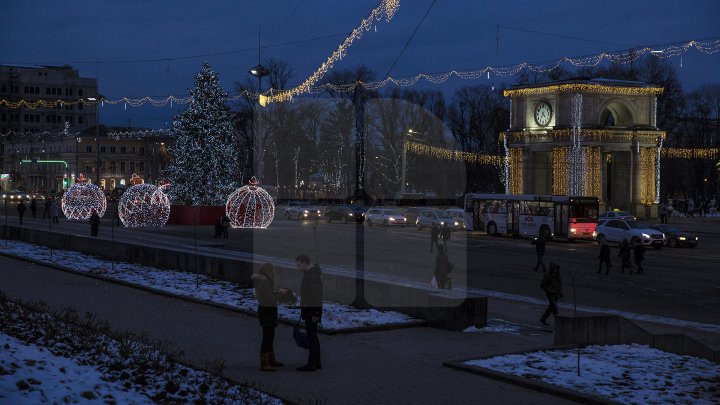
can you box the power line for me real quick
[383,0,437,79]
[498,24,633,48]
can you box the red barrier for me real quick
[167,205,226,225]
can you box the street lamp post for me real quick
[249,64,269,184]
[401,129,422,195]
[88,96,103,186]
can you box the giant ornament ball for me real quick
[118,183,171,228]
[225,177,275,229]
[61,181,107,220]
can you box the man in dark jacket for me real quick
[17,200,26,225]
[634,243,646,274]
[597,240,611,274]
[30,198,37,218]
[540,262,562,325]
[533,236,547,272]
[434,245,452,289]
[619,239,632,274]
[89,209,100,237]
[430,223,440,252]
[43,198,51,219]
[296,254,323,372]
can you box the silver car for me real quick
[415,209,459,230]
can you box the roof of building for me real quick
[504,77,664,97]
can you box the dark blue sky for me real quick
[2,0,719,128]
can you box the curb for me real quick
[444,346,620,405]
[0,250,426,335]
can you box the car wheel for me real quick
[285,212,291,219]
[417,223,422,230]
[367,219,373,227]
[487,222,497,236]
[383,220,389,227]
[596,234,606,243]
[669,238,678,248]
[653,244,663,250]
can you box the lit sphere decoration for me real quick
[118,183,171,228]
[61,174,107,220]
[226,177,275,229]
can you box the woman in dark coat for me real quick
[434,245,452,289]
[251,263,290,371]
[619,239,633,274]
[540,262,562,325]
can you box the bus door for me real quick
[508,201,520,234]
[554,203,569,237]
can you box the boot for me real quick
[260,353,276,372]
[269,350,283,367]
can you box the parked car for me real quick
[1,190,31,201]
[593,219,665,249]
[365,208,407,227]
[403,207,421,224]
[415,209,458,230]
[444,208,467,230]
[599,210,636,221]
[325,205,365,223]
[284,201,321,220]
[650,224,698,248]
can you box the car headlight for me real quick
[570,228,577,233]
[440,221,445,225]
[389,217,395,221]
[317,210,321,214]
[348,213,353,216]
[592,231,597,237]
[679,236,687,241]
[304,209,309,213]
[695,237,699,241]
[454,221,459,226]
[641,233,650,239]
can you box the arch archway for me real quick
[598,100,635,128]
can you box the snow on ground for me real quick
[0,333,153,404]
[466,344,720,405]
[464,318,523,334]
[1,241,420,331]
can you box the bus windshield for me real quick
[570,200,599,223]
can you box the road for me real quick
[3,201,720,326]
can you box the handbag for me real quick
[293,317,309,349]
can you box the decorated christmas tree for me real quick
[165,63,238,205]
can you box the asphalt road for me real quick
[3,201,720,326]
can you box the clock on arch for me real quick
[534,101,553,127]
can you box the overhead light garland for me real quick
[661,148,719,159]
[405,141,504,165]
[264,0,400,103]
[501,129,666,143]
[503,83,663,98]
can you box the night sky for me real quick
[2,0,719,129]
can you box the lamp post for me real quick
[249,64,269,184]
[87,96,103,186]
[401,129,422,195]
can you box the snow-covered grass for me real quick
[0,241,420,331]
[0,297,282,404]
[466,344,720,405]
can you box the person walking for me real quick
[251,263,290,372]
[221,214,231,239]
[50,200,60,224]
[597,240,612,274]
[634,242,646,275]
[16,200,26,225]
[430,223,440,252]
[539,262,563,325]
[43,198,51,219]
[434,245,452,289]
[30,198,37,219]
[619,239,633,274]
[533,235,547,272]
[89,209,100,237]
[659,203,668,224]
[440,223,451,252]
[295,254,323,372]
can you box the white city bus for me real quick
[464,194,599,240]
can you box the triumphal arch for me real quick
[502,78,664,218]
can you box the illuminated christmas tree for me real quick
[165,62,238,205]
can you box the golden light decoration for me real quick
[552,147,569,195]
[118,183,171,228]
[405,141,504,166]
[584,147,602,198]
[265,0,400,104]
[61,174,107,220]
[509,148,524,194]
[503,83,664,98]
[639,147,657,205]
[501,129,666,143]
[662,148,719,159]
[225,177,275,229]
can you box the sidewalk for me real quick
[0,254,572,404]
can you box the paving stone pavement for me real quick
[0,254,576,404]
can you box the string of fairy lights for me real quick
[1,36,718,109]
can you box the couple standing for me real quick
[251,254,323,372]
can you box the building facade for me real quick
[503,78,664,218]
